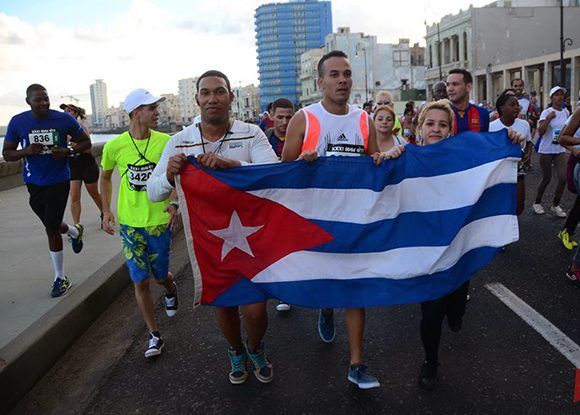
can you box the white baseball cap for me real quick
[549,86,567,97]
[123,88,165,114]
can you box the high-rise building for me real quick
[89,79,108,127]
[255,0,332,111]
[178,77,199,125]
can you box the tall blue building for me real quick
[255,0,332,111]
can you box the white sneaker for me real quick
[532,204,545,214]
[275,301,291,312]
[551,205,567,218]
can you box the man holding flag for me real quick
[147,70,279,385]
[281,50,403,389]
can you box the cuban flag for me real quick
[176,131,521,309]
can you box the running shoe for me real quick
[347,364,380,389]
[228,347,249,385]
[532,203,545,215]
[276,301,291,312]
[69,223,84,254]
[551,205,567,218]
[317,309,335,343]
[558,229,578,250]
[244,341,273,383]
[145,332,164,358]
[565,265,580,287]
[50,276,72,298]
[418,360,439,390]
[165,281,178,317]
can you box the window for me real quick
[393,50,409,67]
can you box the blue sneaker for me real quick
[69,224,84,254]
[50,276,71,298]
[227,348,249,385]
[317,309,335,343]
[244,341,273,383]
[348,364,380,389]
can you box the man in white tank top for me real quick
[282,50,403,390]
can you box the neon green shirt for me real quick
[101,130,171,227]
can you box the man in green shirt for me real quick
[100,89,178,359]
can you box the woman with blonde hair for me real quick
[415,99,524,390]
[373,105,407,152]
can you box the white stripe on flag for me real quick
[249,158,518,224]
[252,215,518,283]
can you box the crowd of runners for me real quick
[3,49,580,391]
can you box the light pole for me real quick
[559,0,573,87]
[356,43,369,103]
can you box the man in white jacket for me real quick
[147,70,278,386]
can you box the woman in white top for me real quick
[533,86,570,217]
[489,89,533,215]
[373,105,407,152]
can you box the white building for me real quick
[103,104,129,130]
[424,1,580,107]
[178,78,200,125]
[300,27,426,106]
[89,79,108,127]
[299,48,325,107]
[233,84,260,121]
[158,93,181,130]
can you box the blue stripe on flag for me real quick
[258,246,500,308]
[310,183,516,253]
[187,131,521,191]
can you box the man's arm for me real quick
[366,118,379,154]
[281,111,306,161]
[2,139,42,161]
[147,134,182,202]
[100,169,116,235]
[248,129,280,164]
[558,109,580,147]
[69,130,92,152]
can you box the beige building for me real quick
[424,1,580,108]
[158,93,181,130]
[103,104,129,130]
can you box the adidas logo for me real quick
[336,133,348,142]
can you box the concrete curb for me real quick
[0,222,190,414]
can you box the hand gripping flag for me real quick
[176,130,521,309]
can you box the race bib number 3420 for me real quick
[127,162,156,191]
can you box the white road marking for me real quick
[486,282,580,368]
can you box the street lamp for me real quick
[559,0,573,87]
[356,43,369,102]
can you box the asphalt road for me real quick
[11,152,580,415]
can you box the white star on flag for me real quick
[208,211,264,261]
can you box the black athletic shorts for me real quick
[70,153,100,184]
[27,181,70,229]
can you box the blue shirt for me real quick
[451,103,490,134]
[5,110,83,185]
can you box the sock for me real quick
[50,250,64,281]
[66,224,79,238]
[150,331,161,339]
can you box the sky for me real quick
[0,0,492,126]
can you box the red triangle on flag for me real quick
[180,163,333,304]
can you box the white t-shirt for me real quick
[147,119,279,202]
[518,97,530,117]
[489,118,532,149]
[538,107,570,154]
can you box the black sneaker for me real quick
[418,360,439,390]
[50,276,72,298]
[165,281,178,317]
[447,316,462,332]
[145,332,164,358]
[69,224,84,254]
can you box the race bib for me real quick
[326,143,365,157]
[127,162,156,191]
[28,129,59,155]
